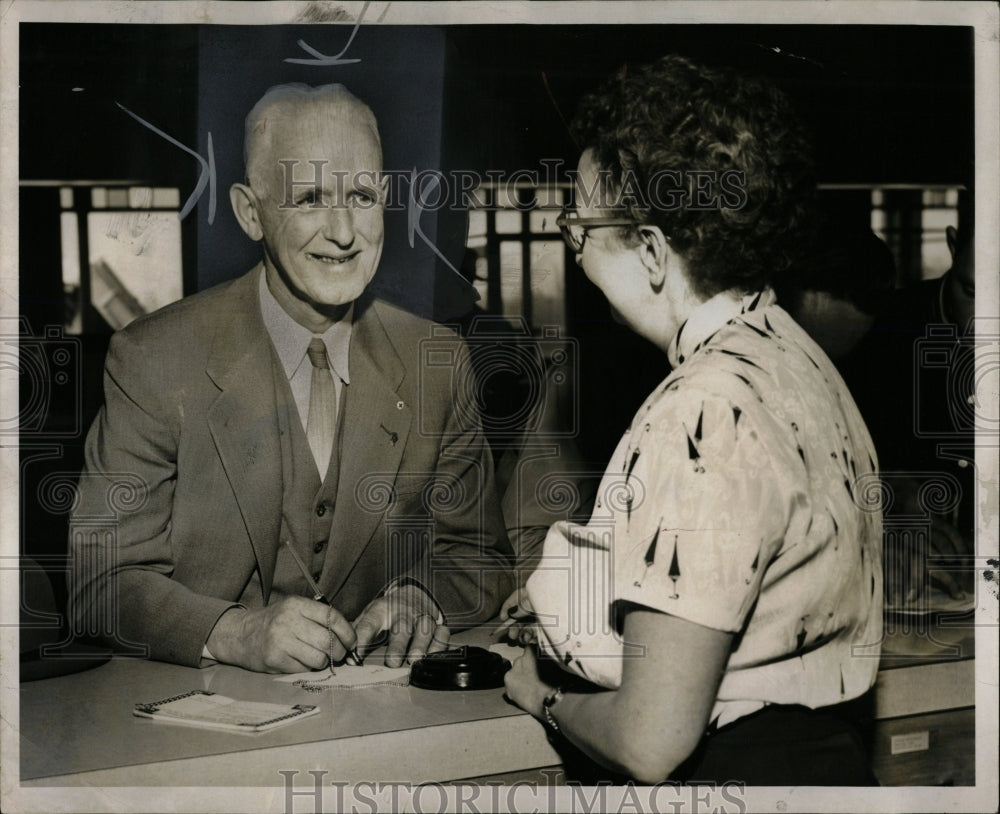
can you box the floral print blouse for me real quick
[529,288,883,728]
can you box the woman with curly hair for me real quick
[503,55,883,785]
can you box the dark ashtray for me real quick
[409,645,511,691]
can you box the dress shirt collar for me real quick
[258,267,352,384]
[667,287,776,369]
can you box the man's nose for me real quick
[321,205,355,247]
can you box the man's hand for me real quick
[353,583,449,667]
[206,596,356,673]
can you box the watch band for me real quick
[542,686,564,733]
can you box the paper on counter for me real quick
[275,663,410,691]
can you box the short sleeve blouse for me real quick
[528,288,883,727]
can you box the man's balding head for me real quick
[230,83,387,330]
[243,83,382,192]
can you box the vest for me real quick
[238,348,343,606]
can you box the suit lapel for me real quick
[205,267,283,601]
[323,298,412,599]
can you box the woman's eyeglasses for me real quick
[555,210,637,253]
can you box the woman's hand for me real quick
[492,587,538,645]
[503,646,554,719]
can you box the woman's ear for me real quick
[230,183,263,242]
[636,224,671,291]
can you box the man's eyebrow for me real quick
[292,185,325,202]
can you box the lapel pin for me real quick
[396,400,405,410]
[380,424,399,446]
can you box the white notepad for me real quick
[133,690,319,732]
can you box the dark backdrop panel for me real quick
[439,24,974,186]
[196,25,449,318]
[20,24,199,186]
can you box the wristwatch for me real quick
[542,686,564,733]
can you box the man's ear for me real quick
[230,183,264,242]
[636,224,671,291]
[945,225,959,260]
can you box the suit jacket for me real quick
[68,266,513,666]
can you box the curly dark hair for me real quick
[572,54,817,299]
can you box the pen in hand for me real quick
[283,540,364,666]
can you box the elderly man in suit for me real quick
[68,83,513,673]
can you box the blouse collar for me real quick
[667,288,776,368]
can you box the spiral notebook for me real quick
[133,690,319,732]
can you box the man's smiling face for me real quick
[250,94,385,323]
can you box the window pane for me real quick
[473,256,489,307]
[499,241,522,317]
[153,188,181,208]
[59,186,74,209]
[468,209,487,239]
[921,207,958,280]
[128,187,154,208]
[60,213,80,287]
[60,212,82,334]
[529,209,559,233]
[529,240,565,330]
[494,186,519,210]
[495,210,522,234]
[87,211,183,330]
[923,208,957,231]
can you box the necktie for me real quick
[306,338,336,475]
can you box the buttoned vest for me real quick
[238,349,342,606]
